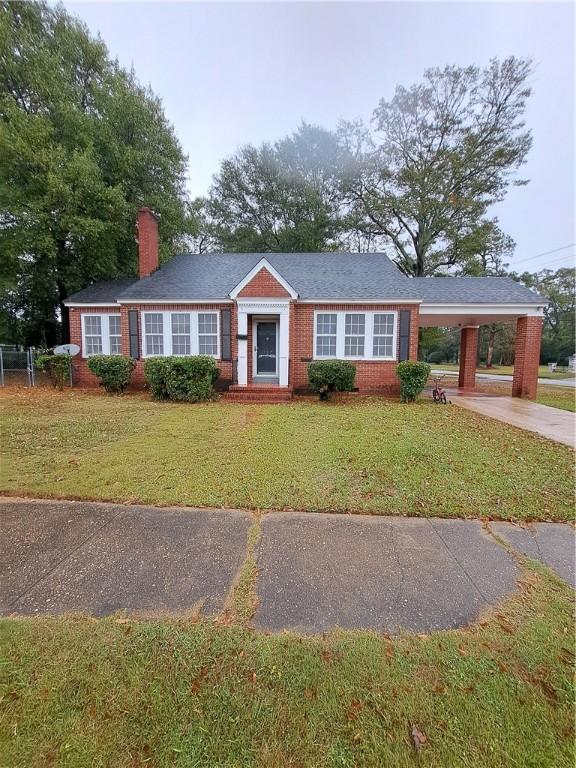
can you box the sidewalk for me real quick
[2,498,574,633]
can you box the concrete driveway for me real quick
[1,498,573,632]
[450,393,575,448]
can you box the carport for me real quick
[414,277,546,398]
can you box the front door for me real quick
[255,321,277,375]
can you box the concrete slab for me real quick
[1,499,250,617]
[255,512,519,634]
[0,498,119,611]
[490,522,575,587]
[451,395,575,448]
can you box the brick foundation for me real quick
[512,316,543,399]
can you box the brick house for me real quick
[64,208,546,400]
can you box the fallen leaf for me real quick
[411,724,427,751]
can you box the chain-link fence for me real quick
[0,347,74,387]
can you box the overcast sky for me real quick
[65,1,575,272]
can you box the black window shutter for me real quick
[128,310,140,359]
[221,308,232,361]
[398,310,411,361]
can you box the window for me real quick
[144,313,164,356]
[344,314,365,357]
[109,315,122,355]
[141,311,220,357]
[198,313,218,355]
[82,314,121,356]
[313,310,397,361]
[171,313,191,355]
[316,313,337,357]
[84,315,103,355]
[372,313,395,358]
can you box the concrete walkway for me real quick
[432,369,576,388]
[2,498,574,633]
[450,393,575,448]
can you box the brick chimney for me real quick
[137,207,160,278]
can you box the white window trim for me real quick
[81,313,121,357]
[313,310,398,361]
[141,310,220,359]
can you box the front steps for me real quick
[222,384,294,403]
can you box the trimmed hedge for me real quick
[87,355,135,394]
[307,360,356,400]
[396,360,431,402]
[144,356,219,402]
[35,353,71,390]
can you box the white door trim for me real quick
[252,316,279,378]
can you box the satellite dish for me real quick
[54,343,80,356]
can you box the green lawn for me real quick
[0,389,573,521]
[433,363,575,380]
[1,565,574,768]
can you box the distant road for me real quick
[431,369,576,388]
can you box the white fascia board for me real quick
[298,298,422,304]
[117,298,233,305]
[229,258,298,299]
[420,303,545,316]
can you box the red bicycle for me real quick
[432,375,448,404]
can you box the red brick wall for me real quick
[458,327,479,390]
[291,303,420,393]
[137,207,159,278]
[70,304,234,389]
[237,268,291,298]
[512,316,543,399]
[70,301,420,393]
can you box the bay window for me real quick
[82,314,122,356]
[314,310,397,361]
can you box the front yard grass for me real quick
[1,566,574,767]
[0,389,573,521]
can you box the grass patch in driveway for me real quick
[0,388,573,520]
[0,567,573,768]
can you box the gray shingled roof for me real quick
[116,252,419,301]
[65,278,138,304]
[64,253,545,305]
[414,276,544,305]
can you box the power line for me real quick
[511,243,575,266]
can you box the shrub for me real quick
[87,355,135,394]
[144,356,219,402]
[35,353,71,390]
[396,360,431,402]
[307,360,356,401]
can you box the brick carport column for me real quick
[512,316,543,399]
[458,326,479,390]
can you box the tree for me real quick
[0,1,192,345]
[514,268,576,365]
[341,57,533,276]
[201,123,349,253]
